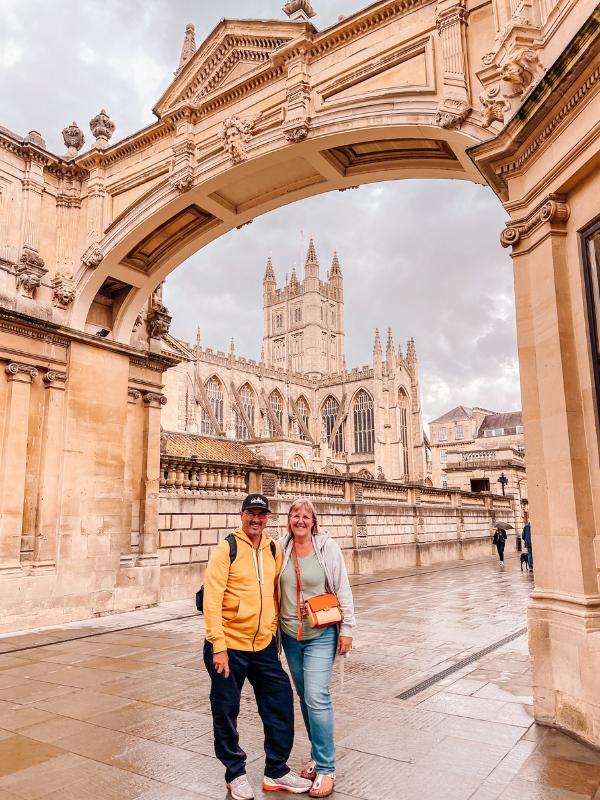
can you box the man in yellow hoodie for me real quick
[203,493,312,800]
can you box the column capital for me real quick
[143,391,167,409]
[5,362,38,382]
[128,388,142,404]
[501,194,570,249]
[43,370,67,388]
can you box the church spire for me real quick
[386,328,396,372]
[406,337,416,363]
[330,250,342,276]
[373,328,382,377]
[373,328,382,355]
[290,267,299,292]
[263,255,276,283]
[175,23,196,76]
[304,237,320,281]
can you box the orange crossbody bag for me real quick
[292,541,343,640]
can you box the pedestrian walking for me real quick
[278,498,356,798]
[493,525,508,566]
[522,521,533,571]
[202,493,312,800]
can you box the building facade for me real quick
[162,241,427,482]
[429,406,528,523]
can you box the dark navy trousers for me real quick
[203,638,294,783]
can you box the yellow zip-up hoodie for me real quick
[203,528,282,653]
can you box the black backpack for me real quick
[195,534,276,613]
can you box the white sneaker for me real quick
[263,770,312,793]
[227,774,255,800]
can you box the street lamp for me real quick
[497,472,508,496]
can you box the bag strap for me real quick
[225,533,237,564]
[291,539,304,642]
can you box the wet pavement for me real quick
[0,554,599,799]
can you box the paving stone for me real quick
[0,560,599,799]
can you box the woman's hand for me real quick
[338,635,352,655]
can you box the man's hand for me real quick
[338,636,352,656]
[213,650,230,678]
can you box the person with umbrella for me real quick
[493,522,512,566]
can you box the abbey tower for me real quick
[262,239,344,378]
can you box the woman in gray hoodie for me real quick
[277,498,355,798]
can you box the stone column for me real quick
[122,388,142,566]
[32,370,68,569]
[0,362,37,574]
[502,195,600,744]
[138,391,166,563]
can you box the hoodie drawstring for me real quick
[251,545,265,584]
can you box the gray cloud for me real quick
[0,1,520,424]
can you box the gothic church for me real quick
[162,240,427,482]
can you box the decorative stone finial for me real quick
[62,122,85,158]
[290,267,299,292]
[373,328,382,354]
[283,0,316,21]
[175,23,196,75]
[330,251,342,276]
[264,256,276,283]
[90,109,115,150]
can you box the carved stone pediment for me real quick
[154,20,300,116]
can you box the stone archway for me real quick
[1,0,600,747]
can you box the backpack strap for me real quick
[225,533,237,564]
[269,540,276,559]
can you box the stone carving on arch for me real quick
[221,115,256,164]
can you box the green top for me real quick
[280,552,326,641]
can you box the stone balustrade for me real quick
[160,458,250,492]
[158,455,520,601]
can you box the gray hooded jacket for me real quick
[278,530,356,639]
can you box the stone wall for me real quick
[158,457,516,601]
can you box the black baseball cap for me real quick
[241,493,271,513]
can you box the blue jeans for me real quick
[281,626,337,774]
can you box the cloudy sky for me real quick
[0,0,520,425]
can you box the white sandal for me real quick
[301,759,316,780]
[309,773,335,798]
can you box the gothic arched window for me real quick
[267,390,284,438]
[399,387,410,478]
[200,376,224,436]
[235,383,255,440]
[353,389,374,453]
[295,395,311,441]
[322,395,344,454]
